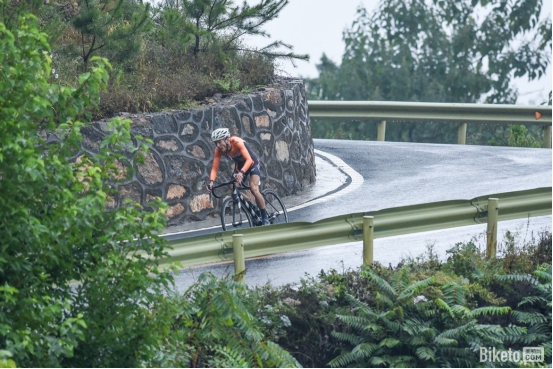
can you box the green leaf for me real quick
[416,346,435,361]
[379,338,400,348]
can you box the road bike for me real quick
[210,179,289,231]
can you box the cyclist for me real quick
[207,128,269,225]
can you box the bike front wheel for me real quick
[221,198,253,231]
[262,189,288,225]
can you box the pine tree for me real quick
[71,0,151,69]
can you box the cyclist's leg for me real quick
[249,163,269,225]
[248,173,266,210]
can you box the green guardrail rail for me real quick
[158,187,552,270]
[306,101,552,147]
[307,101,552,125]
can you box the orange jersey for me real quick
[209,137,258,181]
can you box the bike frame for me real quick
[211,179,263,226]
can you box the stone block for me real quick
[189,194,214,213]
[166,184,187,200]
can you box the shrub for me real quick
[244,231,551,368]
[148,273,300,368]
[0,14,174,367]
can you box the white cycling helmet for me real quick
[211,128,230,142]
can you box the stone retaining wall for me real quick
[77,78,316,226]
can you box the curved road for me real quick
[172,139,552,290]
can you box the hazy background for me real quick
[245,0,552,105]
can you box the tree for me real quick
[0,14,174,367]
[152,0,308,62]
[507,125,541,147]
[71,0,151,69]
[0,0,70,45]
[306,0,551,144]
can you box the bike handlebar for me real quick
[210,179,250,199]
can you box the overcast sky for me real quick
[244,0,552,105]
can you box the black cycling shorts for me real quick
[234,161,262,178]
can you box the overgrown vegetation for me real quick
[149,273,301,367]
[242,230,552,368]
[0,13,177,367]
[0,0,307,120]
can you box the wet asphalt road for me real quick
[171,139,552,290]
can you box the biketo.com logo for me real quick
[480,347,544,364]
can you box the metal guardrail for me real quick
[307,101,553,148]
[159,187,552,270]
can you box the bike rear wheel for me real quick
[261,189,288,225]
[221,198,253,231]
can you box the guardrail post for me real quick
[458,123,467,145]
[486,198,499,258]
[233,234,246,283]
[377,120,386,141]
[544,125,552,149]
[363,216,374,266]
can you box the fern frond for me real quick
[534,266,552,282]
[328,350,361,368]
[389,355,416,368]
[335,314,371,331]
[262,341,301,368]
[435,298,455,318]
[434,336,458,346]
[511,310,547,324]
[330,331,365,346]
[471,305,511,317]
[437,321,476,339]
[436,346,471,358]
[219,287,264,341]
[364,323,383,333]
[499,326,539,345]
[368,355,389,366]
[517,295,547,307]
[366,270,397,300]
[392,267,411,295]
[526,322,550,336]
[501,325,528,338]
[543,340,552,357]
[509,332,547,345]
[208,344,249,368]
[375,291,394,308]
[403,318,429,336]
[416,346,436,362]
[441,281,467,306]
[416,302,439,319]
[395,305,405,322]
[397,276,435,302]
[472,324,506,345]
[345,293,377,317]
[450,304,471,319]
[379,315,401,333]
[379,337,401,348]
[353,342,379,357]
[446,356,477,368]
[497,273,537,284]
[407,335,430,346]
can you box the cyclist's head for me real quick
[211,128,230,142]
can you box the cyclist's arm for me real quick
[209,150,222,184]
